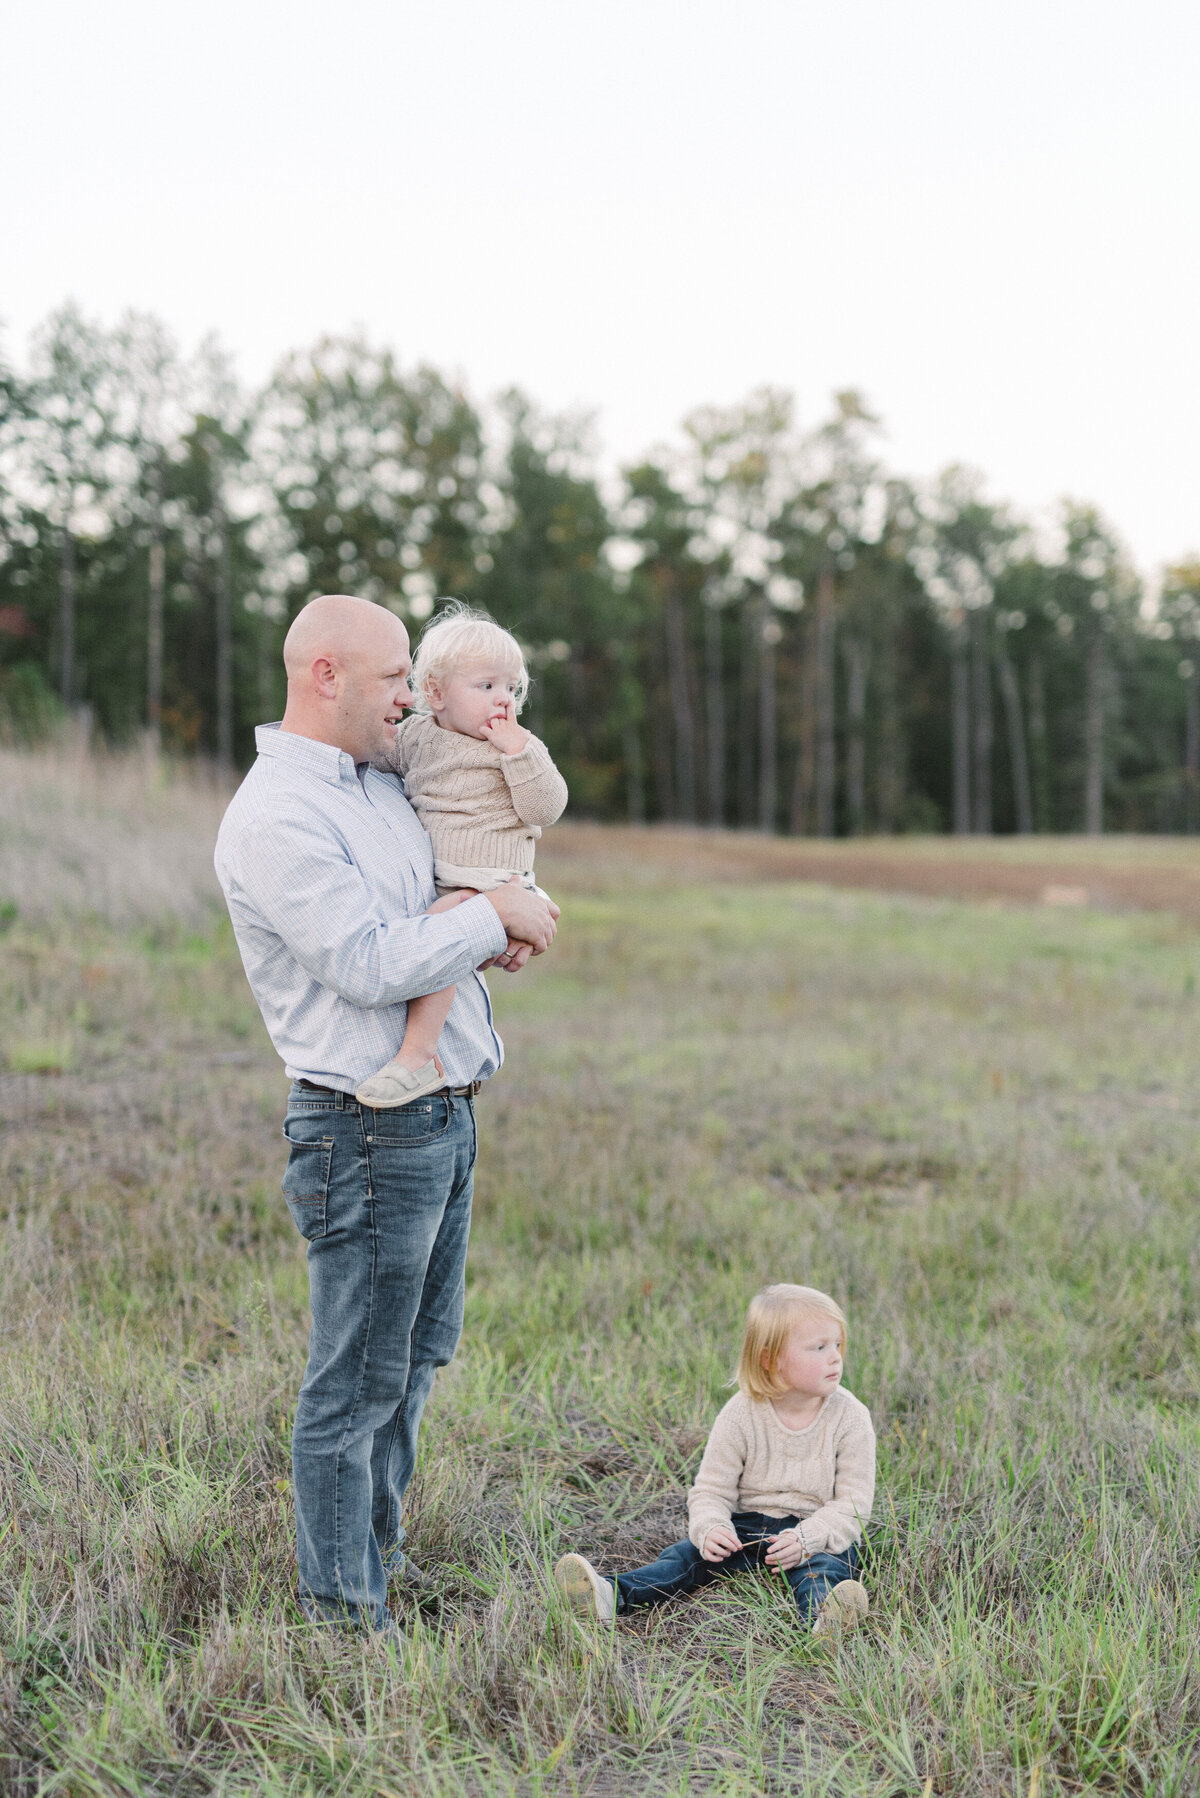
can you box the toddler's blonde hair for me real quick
[737,1283,848,1403]
[411,602,529,714]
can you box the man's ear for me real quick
[311,654,339,698]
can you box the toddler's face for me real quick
[431,661,523,738]
[770,1317,844,1401]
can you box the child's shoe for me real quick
[554,1553,615,1621]
[356,1059,446,1109]
[812,1578,869,1635]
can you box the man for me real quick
[215,594,558,1632]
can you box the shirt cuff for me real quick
[457,891,510,964]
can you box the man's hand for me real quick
[700,1524,742,1563]
[764,1528,809,1572]
[481,939,533,973]
[485,879,558,956]
[480,700,530,757]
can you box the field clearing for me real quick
[542,824,1200,926]
[1,753,1199,1795]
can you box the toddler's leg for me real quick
[786,1545,868,1633]
[556,1538,715,1620]
[354,986,455,1110]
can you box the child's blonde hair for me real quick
[737,1283,848,1403]
[411,602,529,715]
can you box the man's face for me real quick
[335,618,415,766]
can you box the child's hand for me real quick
[480,701,530,756]
[764,1529,809,1572]
[701,1524,742,1562]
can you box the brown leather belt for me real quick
[297,1078,482,1100]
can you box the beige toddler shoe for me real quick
[812,1578,869,1635]
[554,1553,615,1622]
[356,1059,446,1109]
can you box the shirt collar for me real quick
[255,723,363,789]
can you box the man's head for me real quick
[281,595,413,766]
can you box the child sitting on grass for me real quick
[356,604,568,1109]
[555,1283,874,1632]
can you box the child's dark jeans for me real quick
[613,1511,860,1627]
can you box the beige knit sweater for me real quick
[687,1386,875,1556]
[390,713,568,873]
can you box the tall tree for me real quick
[1053,505,1139,836]
[255,335,487,625]
[1160,561,1200,831]
[109,311,189,750]
[480,394,625,813]
[679,389,800,830]
[914,470,1020,834]
[781,392,883,836]
[20,306,122,707]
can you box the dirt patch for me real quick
[541,824,1200,925]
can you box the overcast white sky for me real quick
[3,0,1197,574]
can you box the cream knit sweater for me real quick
[687,1385,875,1556]
[390,713,568,874]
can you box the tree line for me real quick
[2,303,1198,834]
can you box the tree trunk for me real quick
[256,606,275,721]
[971,607,993,833]
[1083,628,1105,835]
[790,605,818,834]
[147,531,164,753]
[951,616,971,835]
[665,581,697,822]
[1186,669,1200,834]
[844,634,870,835]
[705,600,724,827]
[623,717,646,825]
[737,602,756,827]
[213,498,234,776]
[815,564,836,838]
[59,522,76,705]
[1028,653,1049,830]
[758,599,777,832]
[875,620,904,833]
[996,641,1033,834]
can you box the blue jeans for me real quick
[613,1512,860,1627]
[281,1082,477,1629]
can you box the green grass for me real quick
[1,831,1199,1794]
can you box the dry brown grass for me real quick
[1,756,1199,1795]
[0,745,231,930]
[541,822,1200,924]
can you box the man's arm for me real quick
[219,811,508,1008]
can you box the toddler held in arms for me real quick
[555,1284,874,1632]
[356,604,568,1109]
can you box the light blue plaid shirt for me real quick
[214,725,508,1093]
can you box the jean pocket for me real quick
[369,1097,454,1147]
[282,1132,334,1241]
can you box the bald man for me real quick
[215,595,558,1634]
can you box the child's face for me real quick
[770,1316,844,1401]
[429,661,523,738]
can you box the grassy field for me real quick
[1,750,1199,1795]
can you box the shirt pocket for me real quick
[281,1124,335,1241]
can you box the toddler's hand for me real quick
[765,1528,809,1572]
[480,705,530,756]
[701,1524,742,1562]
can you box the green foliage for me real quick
[0,307,1197,831]
[0,661,63,744]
